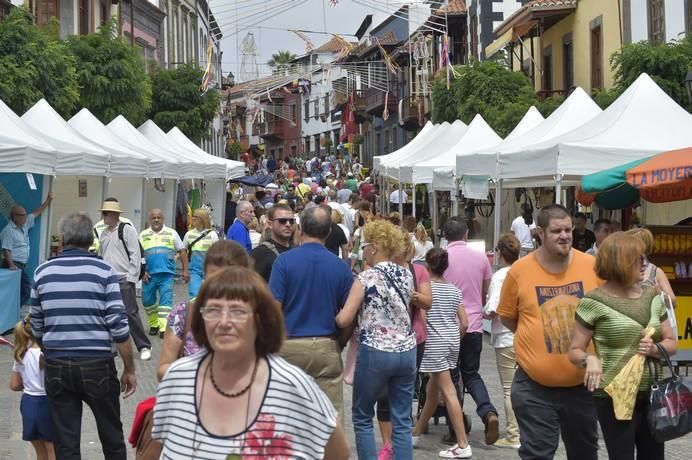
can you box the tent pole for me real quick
[432,190,438,247]
[493,179,502,268]
[555,175,562,205]
[140,179,147,231]
[412,183,416,219]
[43,175,54,263]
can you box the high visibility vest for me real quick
[140,226,177,275]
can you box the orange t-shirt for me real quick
[497,251,599,387]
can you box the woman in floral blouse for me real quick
[336,220,417,460]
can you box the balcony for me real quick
[353,89,369,123]
[365,87,399,116]
[399,95,430,131]
[259,120,285,140]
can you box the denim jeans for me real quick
[352,344,416,460]
[45,357,126,460]
[119,280,151,351]
[459,332,497,420]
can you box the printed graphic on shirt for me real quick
[535,282,585,354]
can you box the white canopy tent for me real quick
[107,115,202,179]
[167,127,245,180]
[455,106,545,178]
[0,99,58,175]
[372,121,436,172]
[419,114,502,189]
[500,73,692,181]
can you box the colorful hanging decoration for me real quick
[291,29,315,53]
[199,36,214,96]
[373,35,400,74]
[383,91,390,121]
[331,34,354,62]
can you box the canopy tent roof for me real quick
[445,106,543,179]
[139,120,227,180]
[229,174,274,187]
[0,99,58,175]
[373,121,435,171]
[167,127,245,180]
[107,116,202,179]
[21,99,115,176]
[499,73,692,182]
[412,114,502,187]
[68,109,167,179]
[381,121,469,182]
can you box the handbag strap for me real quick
[179,302,194,359]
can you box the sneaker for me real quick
[439,444,472,459]
[159,330,165,339]
[148,327,159,336]
[140,348,152,361]
[494,438,520,449]
[377,443,392,460]
[412,435,420,448]
[484,412,499,445]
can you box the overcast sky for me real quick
[211,0,398,80]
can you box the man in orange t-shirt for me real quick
[498,204,599,460]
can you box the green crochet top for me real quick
[575,287,667,396]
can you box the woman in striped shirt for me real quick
[153,267,349,459]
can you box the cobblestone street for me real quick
[1,281,690,459]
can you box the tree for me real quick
[149,63,221,142]
[432,60,541,137]
[267,50,296,75]
[67,19,151,125]
[0,8,79,117]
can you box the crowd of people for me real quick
[4,155,682,459]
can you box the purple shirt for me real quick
[443,241,492,334]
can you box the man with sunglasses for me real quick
[251,203,295,282]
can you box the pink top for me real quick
[443,241,492,333]
[411,263,430,344]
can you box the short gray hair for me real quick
[236,200,252,216]
[300,206,331,239]
[58,212,94,248]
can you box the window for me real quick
[304,99,310,121]
[590,18,603,91]
[470,15,478,60]
[376,131,381,155]
[392,126,398,150]
[323,94,329,116]
[79,0,89,35]
[313,100,319,120]
[100,0,109,26]
[383,129,389,154]
[648,0,666,44]
[686,0,692,35]
[562,33,574,91]
[291,145,297,156]
[542,46,553,92]
[289,104,296,123]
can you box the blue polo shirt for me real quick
[269,243,353,337]
[1,214,35,263]
[226,219,251,253]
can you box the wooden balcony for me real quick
[353,89,370,123]
[259,120,285,140]
[399,95,430,131]
[365,87,399,116]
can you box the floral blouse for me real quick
[357,261,416,353]
[167,301,202,356]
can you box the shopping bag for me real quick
[604,327,655,420]
[648,343,692,442]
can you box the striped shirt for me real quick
[153,351,337,459]
[30,247,130,359]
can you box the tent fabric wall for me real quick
[373,122,436,171]
[49,175,104,236]
[106,177,147,231]
[204,179,227,231]
[143,179,176,230]
[0,101,58,175]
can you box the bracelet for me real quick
[580,353,592,368]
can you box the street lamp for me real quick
[228,71,235,87]
[686,71,692,104]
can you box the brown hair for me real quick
[191,267,285,356]
[536,204,570,229]
[395,227,415,261]
[403,215,417,233]
[426,248,449,276]
[268,203,292,220]
[388,211,401,226]
[13,316,34,364]
[595,232,645,287]
[626,227,654,256]
[203,240,252,273]
[496,233,520,264]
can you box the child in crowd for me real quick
[9,316,56,460]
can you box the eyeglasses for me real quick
[200,306,252,323]
[272,218,295,225]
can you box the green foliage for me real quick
[608,36,692,111]
[535,95,564,118]
[226,140,243,159]
[67,19,151,124]
[0,8,79,117]
[432,61,539,137]
[267,50,297,74]
[149,63,221,142]
[591,88,620,110]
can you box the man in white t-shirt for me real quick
[510,203,536,256]
[389,184,408,206]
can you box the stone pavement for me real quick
[1,280,691,459]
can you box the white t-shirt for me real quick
[12,347,46,396]
[483,266,514,348]
[153,351,337,459]
[413,239,434,262]
[390,190,408,204]
[510,215,536,250]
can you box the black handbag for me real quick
[647,343,692,442]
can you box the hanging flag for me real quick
[200,36,214,96]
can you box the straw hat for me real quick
[99,201,124,213]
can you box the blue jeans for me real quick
[459,332,497,420]
[352,344,416,460]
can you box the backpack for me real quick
[259,240,280,256]
[97,223,145,280]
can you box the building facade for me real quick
[622,0,692,44]
[465,0,529,60]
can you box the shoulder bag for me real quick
[647,342,692,442]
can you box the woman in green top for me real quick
[568,232,677,460]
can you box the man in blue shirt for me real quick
[1,192,54,306]
[269,206,353,419]
[226,200,254,253]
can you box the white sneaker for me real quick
[439,444,472,459]
[140,348,152,361]
[412,435,420,448]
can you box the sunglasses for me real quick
[272,218,296,225]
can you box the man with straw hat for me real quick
[98,198,152,361]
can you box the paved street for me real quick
[1,280,690,459]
